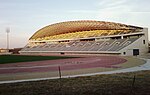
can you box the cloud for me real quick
[98,0,150,12]
[98,0,128,11]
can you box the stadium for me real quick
[20,20,149,56]
[1,20,150,95]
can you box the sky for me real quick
[0,0,150,48]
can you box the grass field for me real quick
[0,70,149,95]
[0,55,74,64]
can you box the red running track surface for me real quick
[0,56,127,74]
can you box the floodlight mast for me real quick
[6,28,10,51]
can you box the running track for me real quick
[0,56,127,74]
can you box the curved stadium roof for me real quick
[30,20,143,40]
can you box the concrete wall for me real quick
[119,28,149,56]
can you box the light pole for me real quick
[6,28,10,51]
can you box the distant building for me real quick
[0,49,8,53]
[9,48,22,54]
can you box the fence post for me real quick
[58,66,61,79]
[132,75,136,87]
[131,75,136,94]
[58,66,62,94]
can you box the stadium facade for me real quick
[20,20,149,56]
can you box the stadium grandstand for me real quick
[20,20,149,56]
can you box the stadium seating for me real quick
[23,37,139,52]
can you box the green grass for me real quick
[0,55,74,64]
[0,70,149,95]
